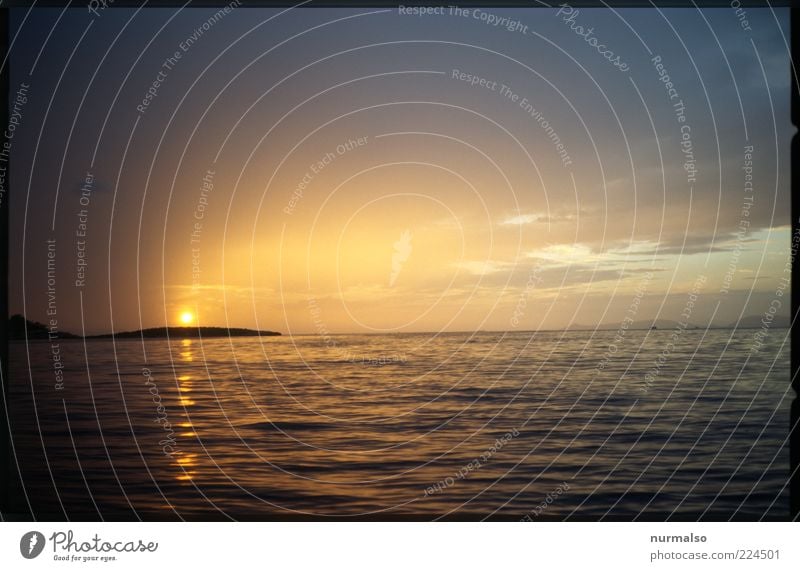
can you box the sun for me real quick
[179,311,194,325]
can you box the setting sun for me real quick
[179,311,194,325]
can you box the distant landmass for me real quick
[88,327,281,339]
[567,319,694,331]
[7,315,280,340]
[8,314,81,340]
[8,314,787,340]
[568,316,790,331]
[724,315,790,329]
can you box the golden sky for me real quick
[10,7,792,334]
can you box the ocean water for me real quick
[7,328,791,520]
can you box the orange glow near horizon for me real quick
[179,311,194,325]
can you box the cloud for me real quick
[500,210,586,226]
[527,243,594,264]
[454,260,514,276]
[502,214,539,225]
[611,233,760,257]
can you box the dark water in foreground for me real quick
[7,329,791,520]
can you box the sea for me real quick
[6,328,791,520]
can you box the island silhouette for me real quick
[8,315,281,340]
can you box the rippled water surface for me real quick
[8,329,791,520]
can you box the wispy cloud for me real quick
[454,260,513,276]
[389,229,413,287]
[502,214,539,225]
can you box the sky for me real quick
[8,5,793,335]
